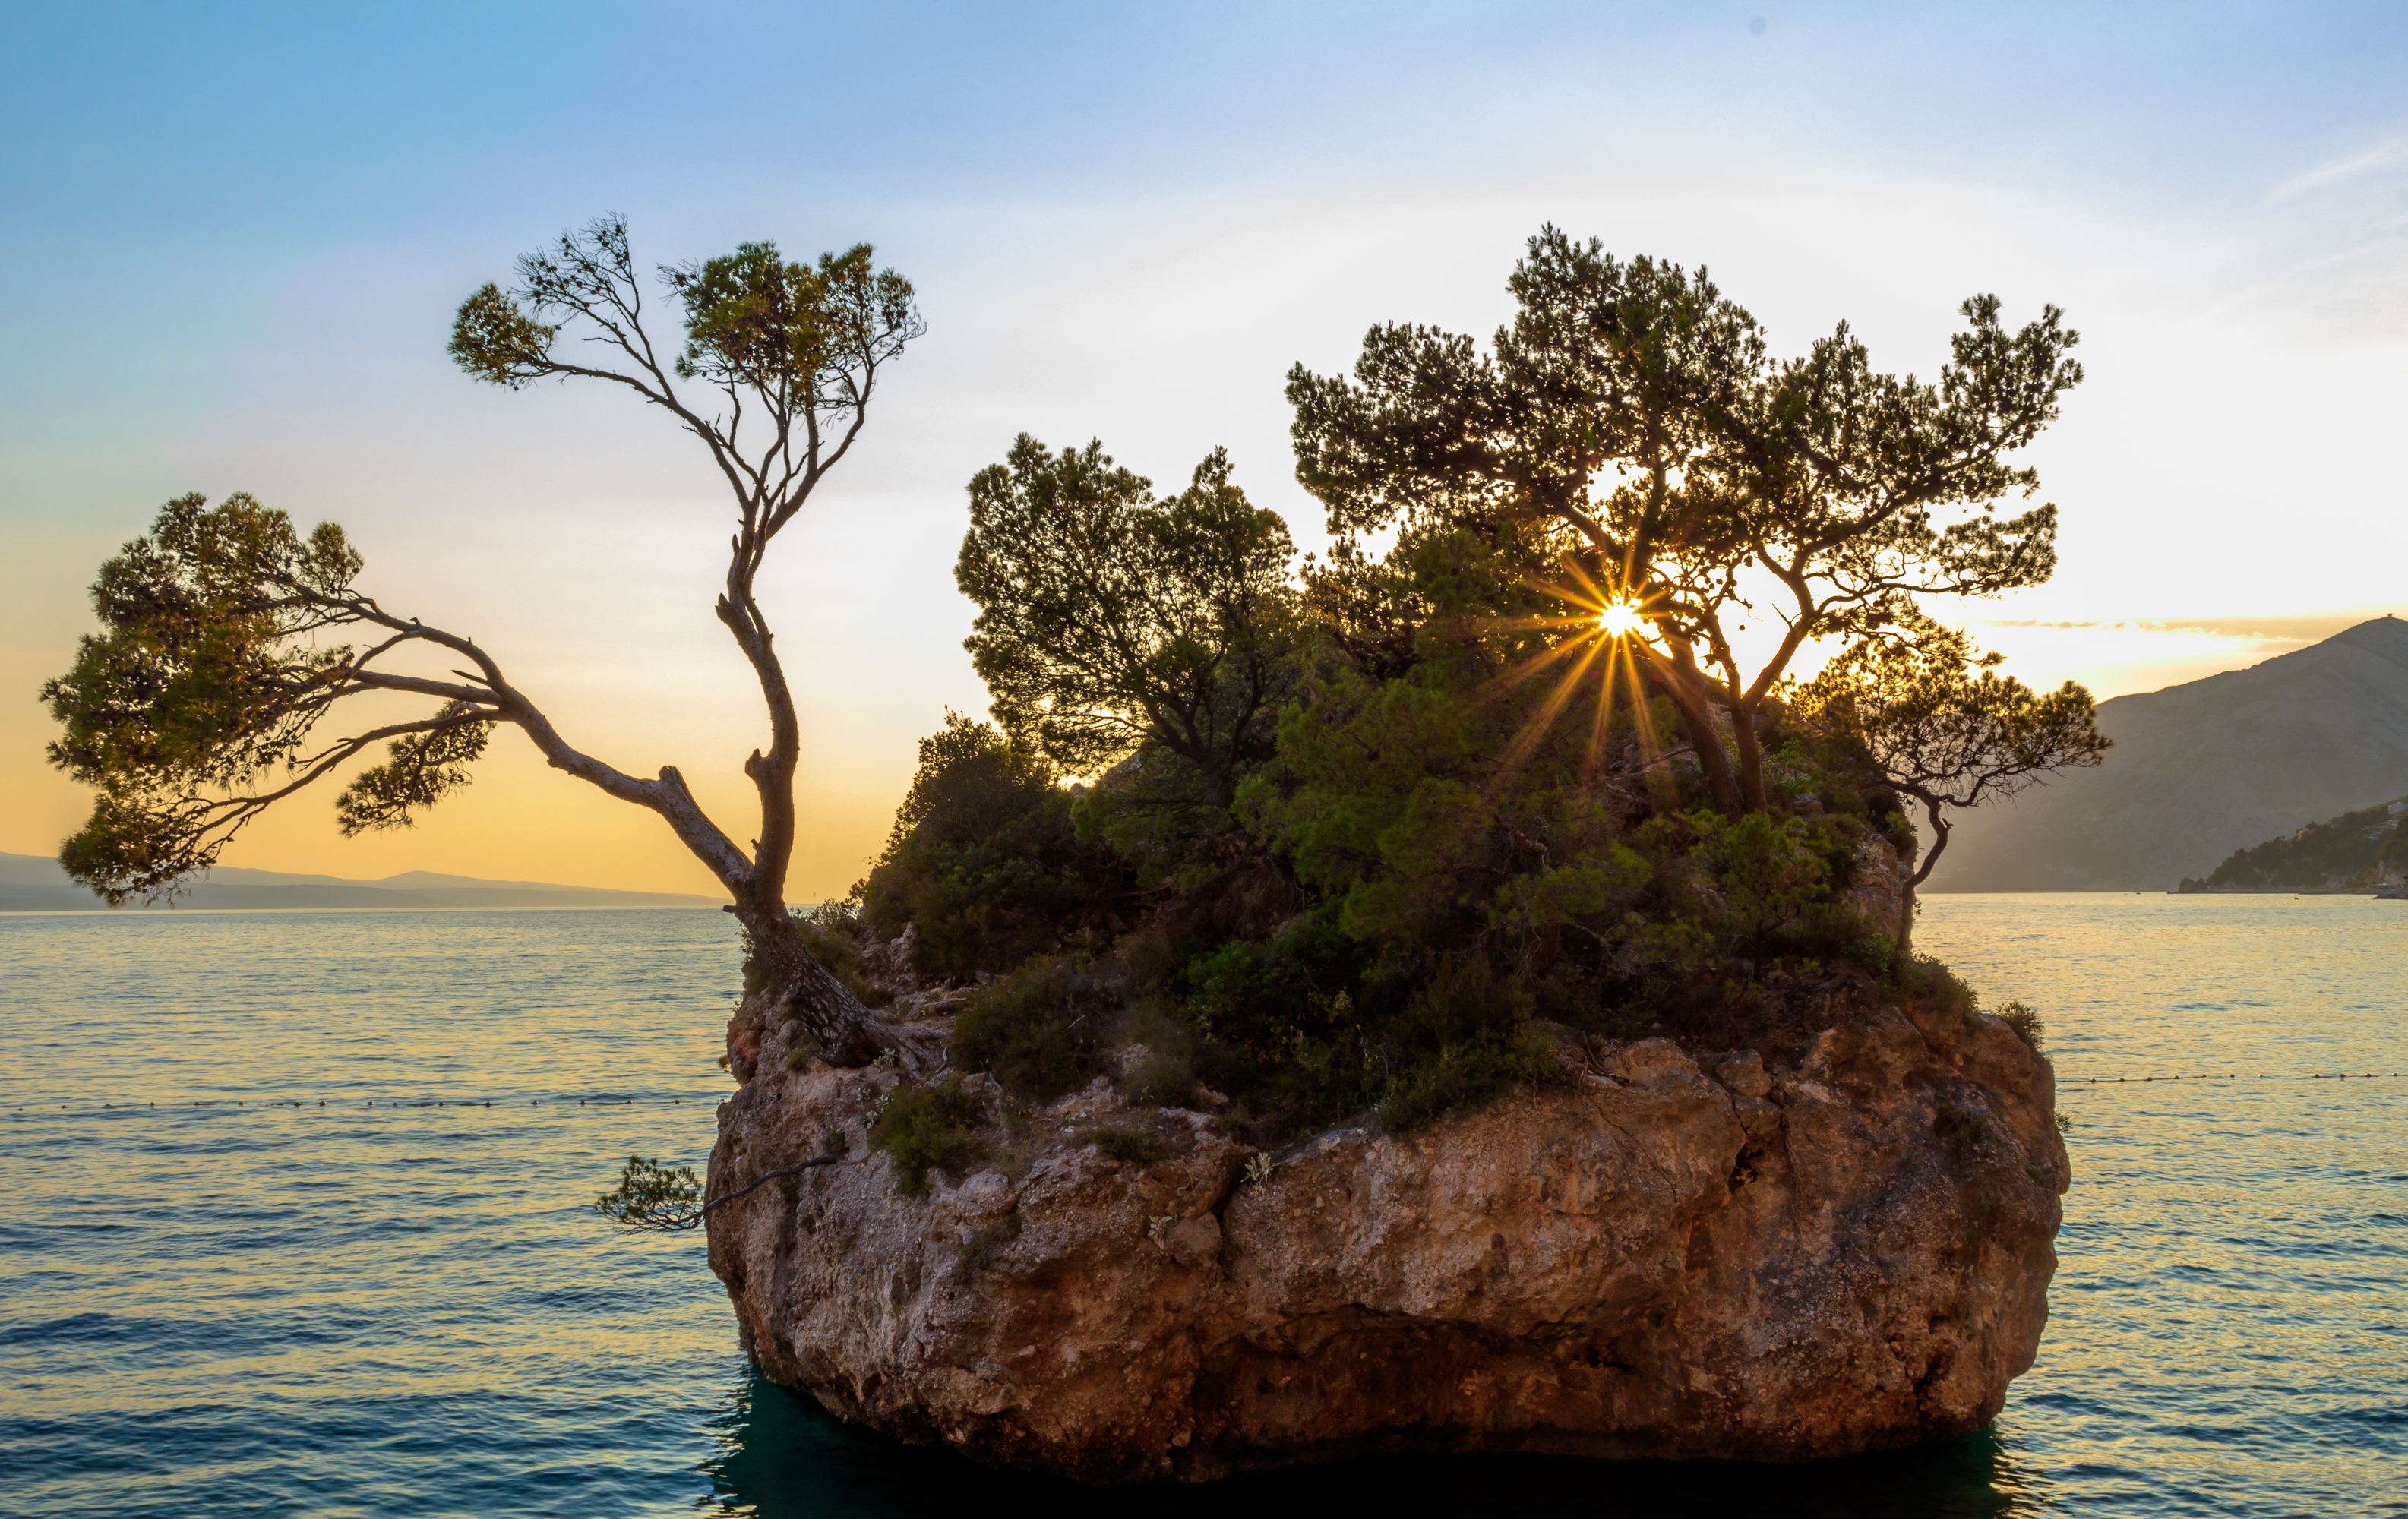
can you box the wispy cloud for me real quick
[2267,131,2408,203]
[1977,614,2393,643]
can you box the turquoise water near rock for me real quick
[1,898,2400,1515]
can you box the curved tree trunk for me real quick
[727,902,938,1077]
[1644,649,1746,818]
[1894,792,1954,953]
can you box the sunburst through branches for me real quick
[1478,564,1683,809]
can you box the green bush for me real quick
[1122,1050,1197,1108]
[860,713,1132,981]
[1891,952,1981,1027]
[949,955,1114,1101]
[1089,1125,1168,1164]
[1996,1000,2044,1050]
[1933,1097,1988,1147]
[1375,1026,1566,1132]
[869,1073,991,1196]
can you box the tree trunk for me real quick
[728,902,937,1076]
[1729,696,1768,812]
[1894,795,1953,954]
[1647,653,1745,818]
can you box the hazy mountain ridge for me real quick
[0,854,720,913]
[1928,616,2408,892]
[2179,796,2408,892]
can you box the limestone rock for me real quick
[1838,834,1908,938]
[706,1008,2066,1483]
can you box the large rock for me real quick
[705,1005,2065,1483]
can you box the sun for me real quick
[1595,598,1650,640]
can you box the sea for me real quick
[0,897,2401,1517]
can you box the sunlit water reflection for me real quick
[0,900,2399,1514]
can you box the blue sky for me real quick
[5,2,2405,890]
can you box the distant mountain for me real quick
[0,854,722,913]
[2178,797,2408,892]
[1926,616,2408,892]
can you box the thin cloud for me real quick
[1977,614,2396,642]
[2266,131,2408,203]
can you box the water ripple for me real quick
[1,898,2401,1514]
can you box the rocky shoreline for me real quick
[704,989,2066,1483]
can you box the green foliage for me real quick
[1171,911,1560,1140]
[956,435,1299,810]
[1933,1098,1989,1148]
[451,215,921,406]
[1089,1126,1168,1165]
[860,713,1131,980]
[948,956,1114,1101]
[1288,233,2079,619]
[665,242,918,395]
[36,491,491,905]
[2192,799,2408,892]
[593,1154,704,1232]
[1122,1048,1198,1109]
[1681,809,1864,976]
[1790,610,2107,892]
[334,705,495,835]
[1285,227,2084,821]
[869,1074,991,1197]
[1374,1025,1566,1133]
[1244,527,1655,958]
[1891,953,1982,1027]
[1996,1000,2044,1051]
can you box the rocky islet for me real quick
[704,954,2065,1483]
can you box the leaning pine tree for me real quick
[40,213,927,1070]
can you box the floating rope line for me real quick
[2065,1072,2403,1085]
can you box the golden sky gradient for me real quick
[6,11,2403,900]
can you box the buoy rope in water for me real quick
[2065,1071,2402,1085]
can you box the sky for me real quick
[4,1,2405,898]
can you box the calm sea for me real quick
[0,898,2400,1517]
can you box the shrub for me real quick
[1891,952,1981,1028]
[860,713,1132,980]
[869,1073,991,1196]
[949,955,1113,1101]
[1123,1050,1197,1108]
[1375,1026,1566,1132]
[1933,1097,1988,1147]
[1089,1125,1168,1164]
[1996,1000,2044,1050]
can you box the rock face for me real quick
[705,1001,2067,1483]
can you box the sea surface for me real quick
[0,898,2401,1516]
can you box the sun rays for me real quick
[1478,561,1685,810]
